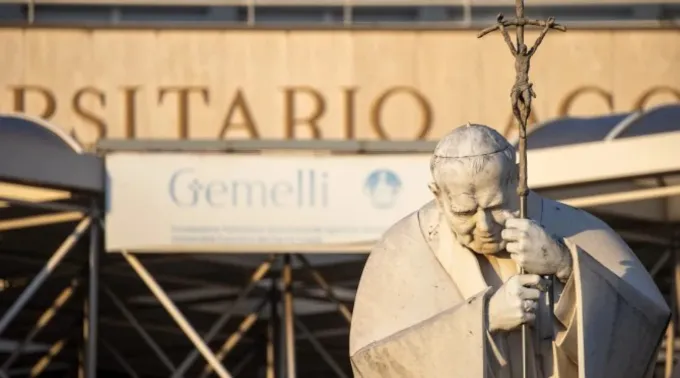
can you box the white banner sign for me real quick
[105,152,433,253]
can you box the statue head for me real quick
[518,43,529,55]
[428,123,519,255]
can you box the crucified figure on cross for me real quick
[480,13,564,133]
[501,15,555,128]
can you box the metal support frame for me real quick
[269,272,284,378]
[30,338,68,377]
[666,283,676,378]
[296,254,352,324]
[296,318,349,378]
[2,222,360,378]
[103,285,177,373]
[0,195,88,233]
[267,310,276,378]
[86,208,100,378]
[121,251,233,378]
[199,299,268,378]
[667,244,680,377]
[0,221,356,378]
[0,279,80,374]
[265,253,355,378]
[101,338,140,378]
[0,190,102,377]
[0,216,91,336]
[171,256,275,378]
[79,296,88,378]
[231,350,256,378]
[283,255,297,378]
[0,196,90,213]
[651,250,672,278]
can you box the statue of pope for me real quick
[349,124,670,378]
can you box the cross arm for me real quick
[477,15,566,38]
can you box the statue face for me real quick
[430,156,518,255]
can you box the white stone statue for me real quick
[349,124,670,378]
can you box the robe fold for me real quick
[349,191,669,378]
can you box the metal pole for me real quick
[269,268,284,378]
[29,338,68,377]
[231,350,256,378]
[0,279,80,372]
[27,0,35,24]
[343,0,352,26]
[86,209,99,378]
[101,338,140,378]
[267,314,275,378]
[0,196,89,213]
[5,364,68,377]
[670,248,680,377]
[246,0,254,25]
[651,250,672,278]
[282,255,296,378]
[0,217,91,336]
[79,298,88,378]
[462,0,472,27]
[122,251,233,378]
[295,254,351,323]
[103,285,177,373]
[172,256,274,378]
[295,319,348,378]
[199,300,267,378]
[665,296,676,378]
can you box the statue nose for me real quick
[476,210,493,232]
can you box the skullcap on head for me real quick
[433,123,511,159]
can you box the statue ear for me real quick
[429,182,447,215]
[428,182,440,196]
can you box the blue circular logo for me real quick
[364,169,402,209]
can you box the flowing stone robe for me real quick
[349,191,670,378]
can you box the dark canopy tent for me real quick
[524,104,680,150]
[0,114,103,377]
[0,114,102,193]
[516,103,680,247]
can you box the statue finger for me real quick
[501,228,524,242]
[523,299,538,313]
[506,242,521,255]
[515,274,541,287]
[499,210,518,226]
[519,287,540,300]
[505,218,530,231]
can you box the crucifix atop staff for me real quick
[478,2,565,378]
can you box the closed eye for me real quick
[453,210,476,216]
